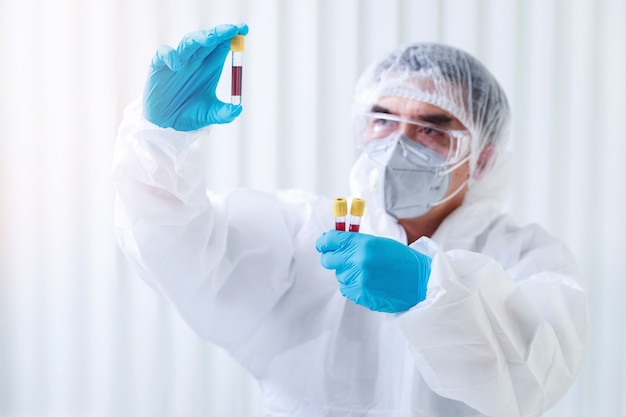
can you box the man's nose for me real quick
[401,123,418,140]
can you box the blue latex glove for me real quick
[143,23,248,131]
[316,230,431,313]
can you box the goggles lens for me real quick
[355,112,471,166]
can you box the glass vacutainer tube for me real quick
[333,198,348,231]
[348,198,365,232]
[230,34,245,105]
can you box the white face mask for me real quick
[363,135,468,219]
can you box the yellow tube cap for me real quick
[333,198,348,217]
[230,34,245,52]
[350,198,365,216]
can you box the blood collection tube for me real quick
[230,34,244,105]
[348,198,365,232]
[333,198,348,231]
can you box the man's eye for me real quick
[370,118,397,137]
[418,126,448,142]
[414,126,451,152]
[373,118,392,127]
[422,127,440,136]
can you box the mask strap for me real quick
[427,154,470,207]
[438,154,470,176]
[428,178,469,208]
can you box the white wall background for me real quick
[1,0,625,416]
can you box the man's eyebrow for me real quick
[416,114,454,127]
[370,104,455,127]
[370,104,391,114]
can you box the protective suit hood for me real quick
[349,42,513,241]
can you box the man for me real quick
[113,23,588,416]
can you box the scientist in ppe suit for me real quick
[113,23,588,417]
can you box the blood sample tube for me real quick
[348,198,365,232]
[333,198,348,231]
[230,34,244,105]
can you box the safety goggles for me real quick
[354,112,471,167]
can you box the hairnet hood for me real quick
[350,43,514,235]
[353,43,510,172]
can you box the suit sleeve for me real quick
[112,100,305,352]
[397,218,588,417]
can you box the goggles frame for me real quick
[356,111,471,166]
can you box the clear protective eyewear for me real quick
[355,112,471,167]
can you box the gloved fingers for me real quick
[317,231,363,271]
[151,43,205,72]
[196,40,231,72]
[178,24,248,64]
[201,102,243,125]
[151,44,178,70]
[315,230,353,253]
[233,22,249,36]
[319,249,349,271]
[151,24,249,71]
[208,23,248,40]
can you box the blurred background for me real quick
[1,0,625,416]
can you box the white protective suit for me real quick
[113,43,588,417]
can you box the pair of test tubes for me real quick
[334,198,365,232]
[230,34,245,105]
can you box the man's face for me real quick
[371,96,472,217]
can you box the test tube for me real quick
[230,34,245,105]
[348,198,365,232]
[333,198,348,231]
